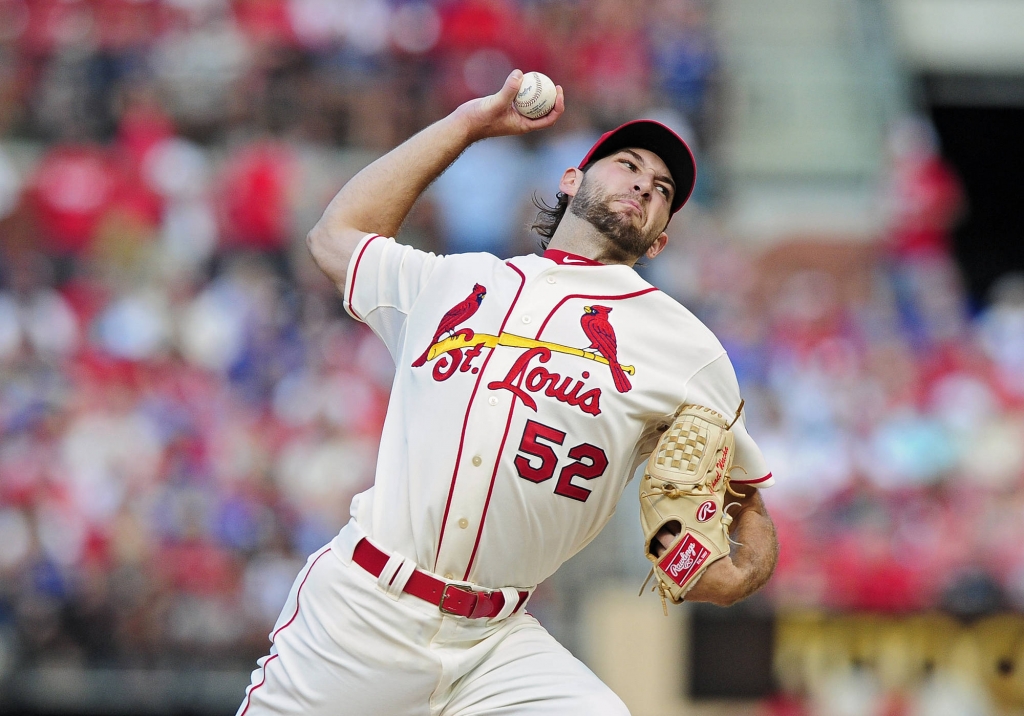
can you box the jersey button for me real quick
[488,396,498,406]
[546,276,556,284]
[458,518,469,529]
[444,573,454,580]
[472,455,482,466]
[521,315,531,324]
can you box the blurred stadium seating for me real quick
[0,1,1022,714]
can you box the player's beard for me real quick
[568,173,663,260]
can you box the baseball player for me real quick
[238,70,779,716]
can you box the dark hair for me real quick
[530,191,570,249]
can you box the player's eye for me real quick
[620,159,637,171]
[656,185,670,197]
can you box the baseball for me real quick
[513,71,556,119]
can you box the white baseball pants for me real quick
[236,526,629,716]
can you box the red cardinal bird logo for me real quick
[411,284,487,367]
[580,305,631,393]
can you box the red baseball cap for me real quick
[578,119,697,215]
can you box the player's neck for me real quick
[546,213,639,267]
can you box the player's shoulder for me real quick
[644,287,726,355]
[646,288,717,331]
[512,251,724,344]
[368,235,506,264]
[432,248,513,272]
[532,253,725,353]
[588,268,722,348]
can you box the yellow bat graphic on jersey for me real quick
[427,332,636,375]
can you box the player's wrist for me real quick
[684,561,742,606]
[451,97,513,143]
[442,107,482,146]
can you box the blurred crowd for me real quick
[0,0,717,145]
[742,120,1024,621]
[0,5,1021,713]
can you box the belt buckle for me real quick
[439,583,472,616]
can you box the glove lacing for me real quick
[638,568,673,616]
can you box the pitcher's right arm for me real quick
[306,70,564,292]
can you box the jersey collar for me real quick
[543,249,604,267]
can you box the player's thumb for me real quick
[496,69,524,103]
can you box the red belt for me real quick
[352,539,529,619]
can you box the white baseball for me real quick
[513,71,556,120]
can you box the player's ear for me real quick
[645,232,669,259]
[559,167,583,197]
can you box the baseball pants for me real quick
[236,528,630,716]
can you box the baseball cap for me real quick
[578,119,697,215]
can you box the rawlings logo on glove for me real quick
[639,402,745,613]
[661,534,710,585]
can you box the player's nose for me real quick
[633,173,655,197]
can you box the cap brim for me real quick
[578,120,696,215]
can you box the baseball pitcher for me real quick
[237,70,779,716]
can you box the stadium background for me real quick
[0,0,1023,714]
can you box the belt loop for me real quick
[376,553,414,600]
[490,587,521,621]
[514,589,531,614]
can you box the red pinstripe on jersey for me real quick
[535,287,660,338]
[238,547,333,716]
[345,234,383,321]
[433,262,527,572]
[239,654,277,716]
[462,380,522,580]
[462,284,661,579]
[733,471,773,484]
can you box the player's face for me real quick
[568,148,675,258]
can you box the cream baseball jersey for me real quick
[339,233,772,591]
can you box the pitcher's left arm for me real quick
[660,487,778,606]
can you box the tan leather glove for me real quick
[639,403,744,613]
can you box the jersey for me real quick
[337,233,772,591]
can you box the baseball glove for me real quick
[639,402,745,613]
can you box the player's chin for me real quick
[609,207,642,227]
[625,208,649,229]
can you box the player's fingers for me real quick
[524,85,564,130]
[653,521,681,556]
